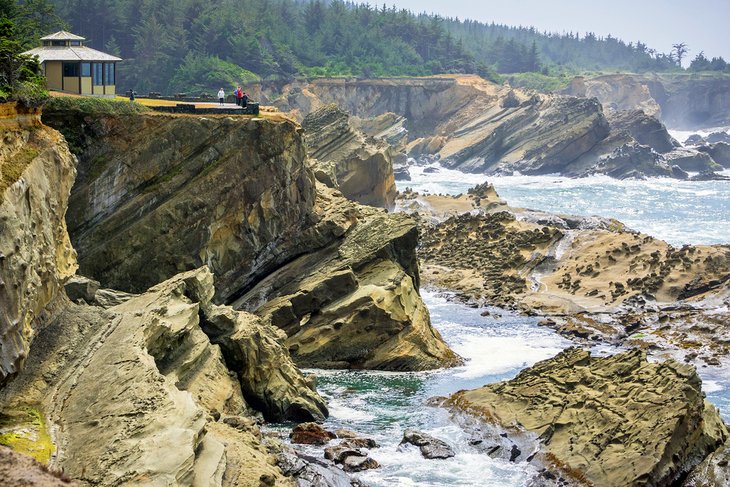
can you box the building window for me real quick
[92,63,103,85]
[104,63,115,85]
[63,62,79,77]
[42,41,51,46]
[51,40,66,46]
[81,63,91,77]
[70,40,81,46]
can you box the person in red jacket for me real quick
[235,86,243,106]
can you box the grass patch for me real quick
[1,144,39,195]
[45,95,150,115]
[504,72,573,92]
[0,407,54,464]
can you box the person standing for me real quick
[235,86,243,106]
[218,87,225,106]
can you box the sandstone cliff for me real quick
[43,107,456,372]
[265,76,721,179]
[449,348,728,487]
[302,104,396,209]
[564,73,730,129]
[0,268,324,486]
[0,103,77,385]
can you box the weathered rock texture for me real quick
[43,108,455,371]
[0,446,75,487]
[0,103,77,385]
[234,185,460,371]
[449,348,728,487]
[303,104,396,208]
[563,73,730,129]
[264,75,721,179]
[0,268,321,486]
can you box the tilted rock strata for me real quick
[449,348,728,487]
[43,110,315,303]
[0,268,322,486]
[42,108,455,372]
[235,185,460,371]
[0,104,77,385]
[303,104,396,209]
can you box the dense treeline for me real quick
[689,52,730,72]
[443,19,678,73]
[0,0,50,105]
[9,0,722,95]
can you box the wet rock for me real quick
[690,171,730,181]
[449,348,728,487]
[394,166,411,181]
[400,429,455,459]
[291,422,337,445]
[697,142,730,168]
[277,452,354,487]
[706,131,730,144]
[64,275,99,303]
[684,440,730,487]
[341,455,379,472]
[685,134,706,146]
[665,148,723,172]
[607,109,679,153]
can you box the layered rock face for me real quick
[43,107,455,372]
[564,73,730,129]
[0,103,77,385]
[266,75,721,179]
[43,110,314,303]
[449,348,728,487]
[0,268,324,485]
[234,185,460,371]
[302,104,396,209]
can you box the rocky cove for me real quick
[1,72,730,487]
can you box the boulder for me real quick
[277,452,353,487]
[607,109,679,153]
[400,429,455,459]
[706,131,730,144]
[665,148,723,172]
[690,171,730,181]
[63,275,99,303]
[448,348,728,486]
[341,455,379,472]
[291,422,337,445]
[685,134,706,146]
[393,165,411,181]
[697,142,730,168]
[684,441,730,487]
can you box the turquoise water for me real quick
[301,291,730,486]
[399,166,730,247]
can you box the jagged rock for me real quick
[236,186,461,371]
[706,131,730,144]
[606,109,679,153]
[400,429,455,459]
[0,103,77,385]
[63,275,99,303]
[92,287,136,308]
[0,268,323,486]
[449,348,728,487]
[684,440,730,487]
[0,446,75,487]
[697,142,730,168]
[393,165,411,181]
[291,422,336,445]
[685,134,706,146]
[592,143,672,179]
[43,107,456,373]
[341,455,379,472]
[303,104,396,209]
[277,452,353,487]
[351,112,409,150]
[690,171,730,181]
[665,148,722,172]
[563,74,662,118]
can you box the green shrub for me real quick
[44,95,150,115]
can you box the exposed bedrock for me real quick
[563,73,730,129]
[0,267,322,485]
[265,75,722,179]
[234,185,461,371]
[302,104,396,209]
[42,107,455,371]
[449,348,728,487]
[0,103,77,385]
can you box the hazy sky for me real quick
[372,0,730,64]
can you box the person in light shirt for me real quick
[217,88,225,106]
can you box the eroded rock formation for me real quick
[0,103,77,385]
[449,348,728,487]
[302,104,396,208]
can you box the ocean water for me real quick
[299,291,730,486]
[399,165,730,247]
